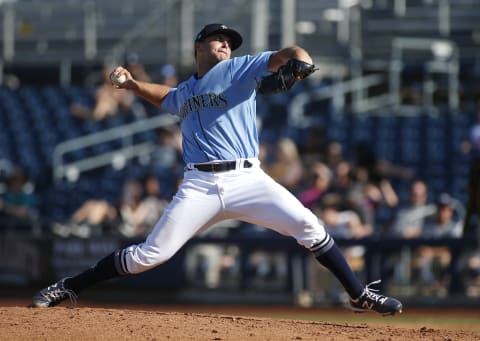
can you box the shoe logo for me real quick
[362,301,374,310]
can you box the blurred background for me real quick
[1,0,480,309]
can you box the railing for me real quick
[288,74,391,128]
[389,37,460,112]
[52,114,179,183]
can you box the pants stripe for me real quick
[310,233,334,257]
[114,249,129,275]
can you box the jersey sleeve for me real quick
[160,87,180,116]
[229,52,273,86]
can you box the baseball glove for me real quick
[256,59,317,95]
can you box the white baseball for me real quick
[111,72,127,85]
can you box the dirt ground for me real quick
[1,298,480,341]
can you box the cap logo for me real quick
[195,24,242,50]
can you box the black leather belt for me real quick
[193,160,253,172]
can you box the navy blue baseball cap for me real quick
[195,24,243,51]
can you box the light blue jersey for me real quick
[161,51,272,164]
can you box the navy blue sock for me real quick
[64,251,122,293]
[312,237,363,299]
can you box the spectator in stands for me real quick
[412,193,463,296]
[0,167,38,235]
[70,64,138,121]
[317,193,373,241]
[328,161,368,225]
[329,160,354,199]
[51,198,118,238]
[149,124,184,197]
[133,174,169,235]
[322,140,344,172]
[116,178,148,238]
[151,124,183,173]
[118,176,174,238]
[342,163,399,233]
[387,179,436,288]
[263,137,304,193]
[158,64,179,87]
[421,193,464,239]
[390,179,436,238]
[298,161,332,210]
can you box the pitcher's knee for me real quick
[115,245,175,275]
[293,212,330,251]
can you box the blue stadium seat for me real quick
[398,140,421,165]
[350,115,375,144]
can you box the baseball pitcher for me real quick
[31,23,402,315]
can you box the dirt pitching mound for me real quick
[1,307,478,340]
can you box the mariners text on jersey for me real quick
[179,92,228,119]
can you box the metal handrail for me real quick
[288,74,391,128]
[53,114,179,183]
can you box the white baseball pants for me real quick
[116,159,330,274]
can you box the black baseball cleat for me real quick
[349,280,403,316]
[30,277,77,308]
